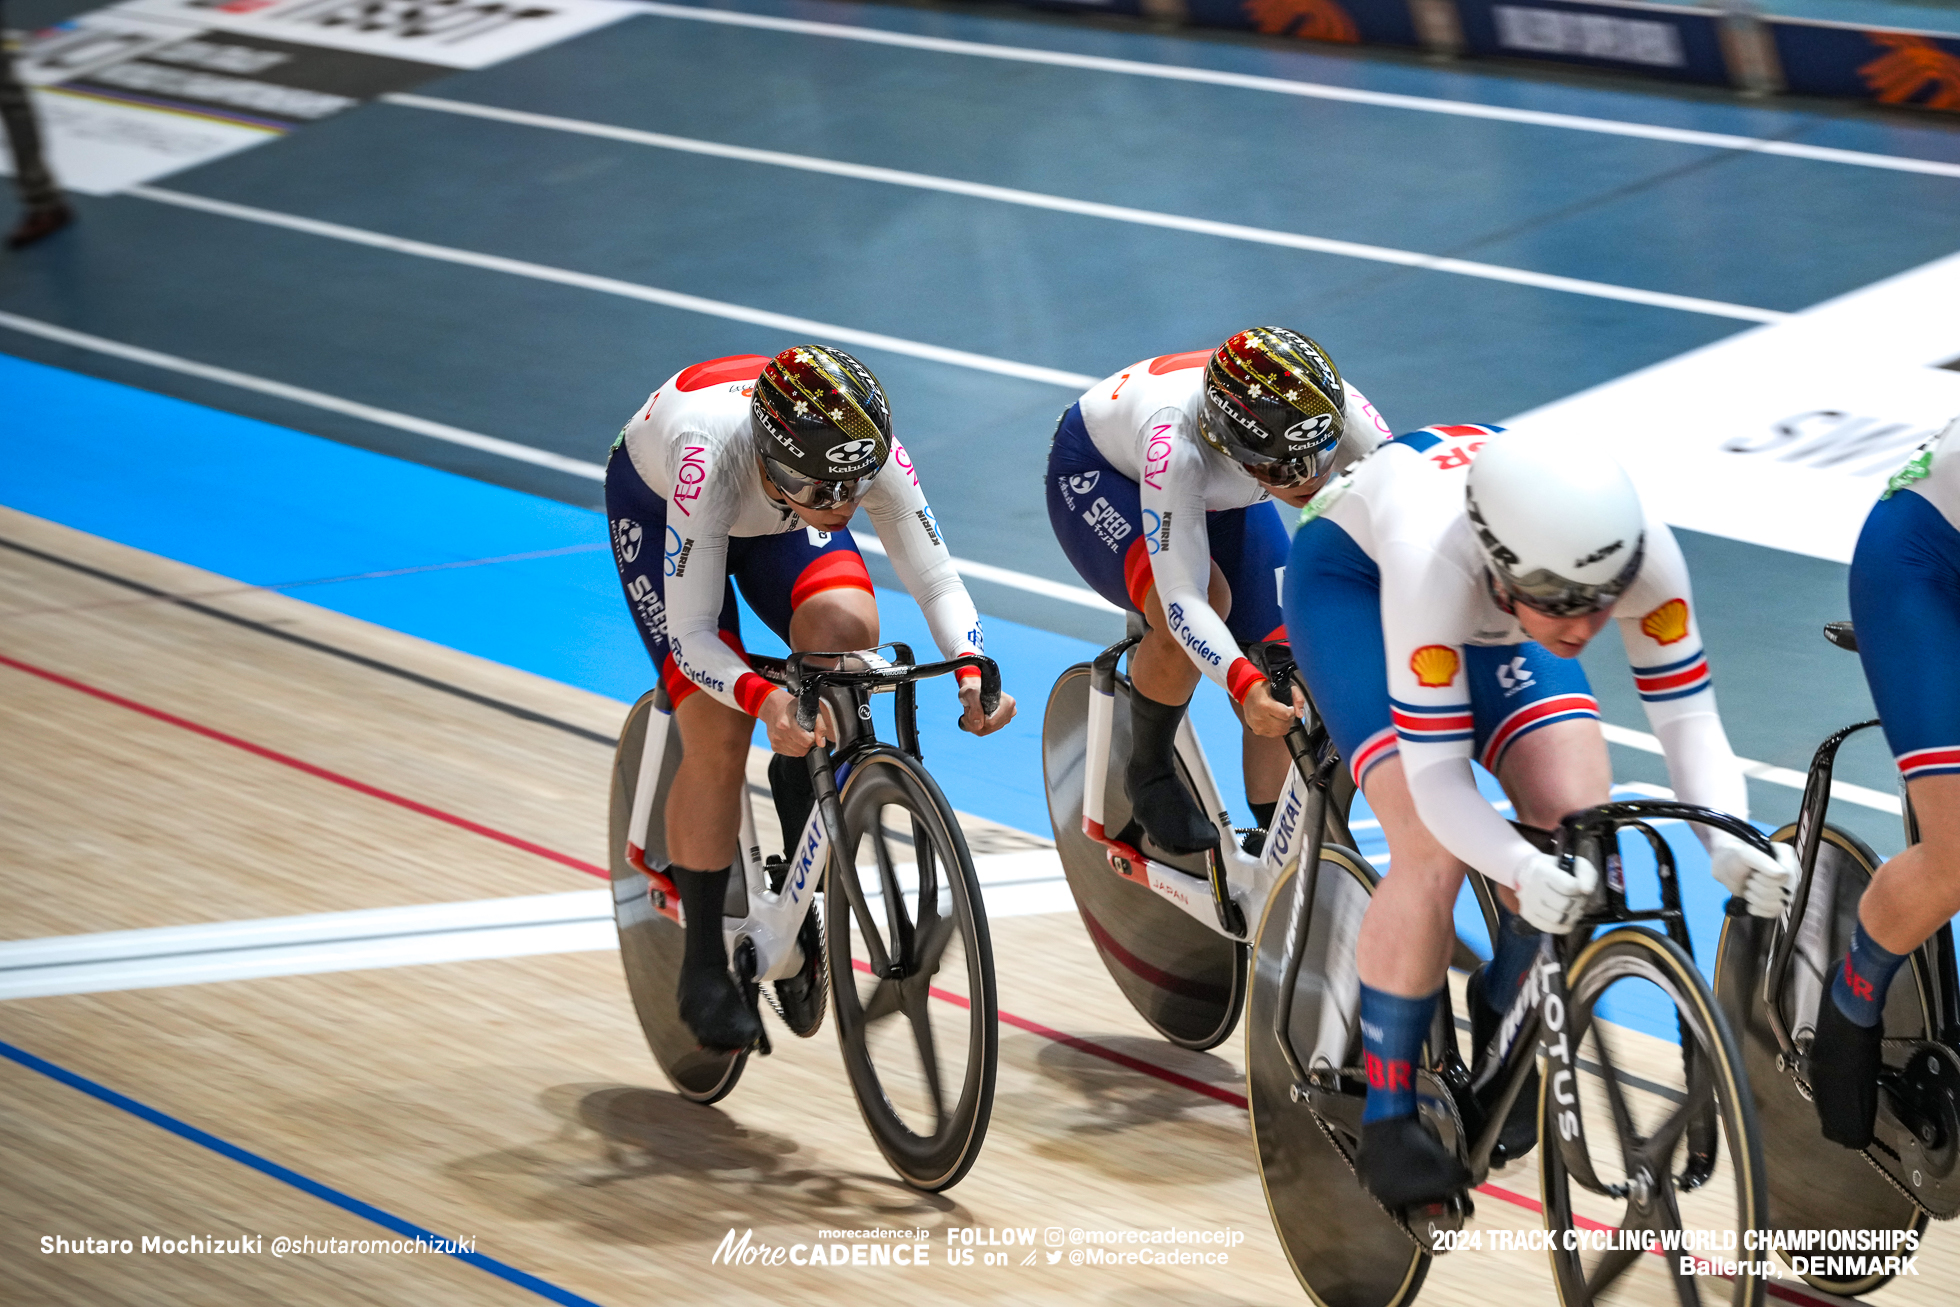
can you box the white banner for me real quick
[1505,250,1960,563]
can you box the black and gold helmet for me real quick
[751,345,893,507]
[1198,327,1346,488]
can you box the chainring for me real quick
[1867,1040,1960,1221]
[1304,1068,1473,1250]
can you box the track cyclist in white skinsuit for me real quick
[1281,425,1797,1210]
[607,346,1017,1053]
[1046,328,1390,855]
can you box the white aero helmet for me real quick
[1465,432,1646,617]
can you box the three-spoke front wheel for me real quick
[827,747,998,1191]
[1540,927,1767,1307]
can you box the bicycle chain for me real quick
[1299,1097,1446,1251]
[1793,1039,1957,1222]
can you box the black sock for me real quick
[768,753,815,858]
[673,864,731,977]
[1128,690,1191,784]
[1250,799,1277,831]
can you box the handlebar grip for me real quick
[795,690,818,733]
[978,659,1002,718]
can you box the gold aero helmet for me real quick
[1198,327,1347,487]
[751,345,894,508]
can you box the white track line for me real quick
[0,892,616,999]
[0,855,1072,998]
[626,1,1960,180]
[0,311,1896,807]
[1602,723,1900,814]
[381,93,1783,325]
[126,185,1097,391]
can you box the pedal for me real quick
[1406,1191,1473,1252]
[1868,1041,1960,1219]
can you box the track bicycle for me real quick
[1242,666,1769,1307]
[1712,620,1958,1296]
[608,645,1004,1191]
[1040,628,1350,1050]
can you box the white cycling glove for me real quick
[1709,833,1797,919]
[1516,853,1600,935]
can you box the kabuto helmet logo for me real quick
[1283,411,1336,449]
[827,438,878,465]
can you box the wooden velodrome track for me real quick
[2,503,1953,1307]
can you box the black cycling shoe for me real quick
[1123,691,1218,855]
[1357,1115,1472,1211]
[1468,965,1539,1162]
[1810,994,1884,1149]
[1125,770,1219,854]
[678,964,762,1053]
[674,863,762,1052]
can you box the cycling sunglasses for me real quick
[762,454,872,511]
[1240,446,1339,489]
[1496,543,1645,618]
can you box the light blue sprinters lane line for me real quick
[624,1,1960,179]
[0,1037,609,1307]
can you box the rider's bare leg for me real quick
[766,586,880,851]
[1355,756,1468,996]
[1130,563,1227,703]
[1857,772,1960,954]
[1466,718,1614,1149]
[1237,705,1290,813]
[1125,566,1232,852]
[1351,754,1474,1205]
[1480,719,1613,998]
[664,586,877,1050]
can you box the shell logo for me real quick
[1640,598,1690,646]
[1410,645,1460,688]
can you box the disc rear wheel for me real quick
[1248,844,1430,1307]
[1713,823,1931,1294]
[608,691,748,1104]
[1043,663,1246,1050]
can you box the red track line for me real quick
[1,651,1868,1302]
[0,651,609,881]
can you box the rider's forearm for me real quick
[1401,747,1543,889]
[863,475,983,679]
[669,627,775,716]
[1646,700,1749,848]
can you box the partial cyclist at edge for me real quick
[1046,327,1391,857]
[1281,423,1798,1211]
[1812,414,1960,1150]
[606,345,1017,1053]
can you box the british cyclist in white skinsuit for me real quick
[1282,425,1797,1209]
[607,346,1016,1052]
[1046,328,1390,855]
